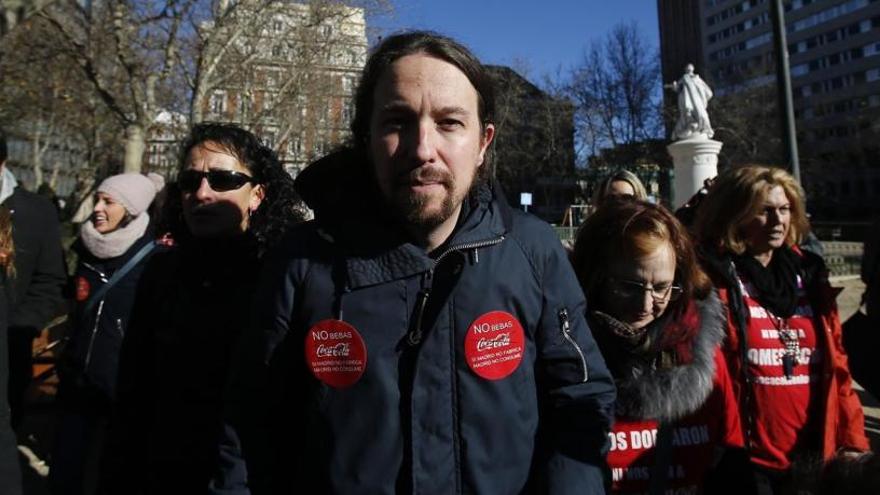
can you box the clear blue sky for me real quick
[372,0,660,81]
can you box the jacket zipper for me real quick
[82,266,109,371]
[406,235,505,346]
[558,308,589,382]
[84,299,106,369]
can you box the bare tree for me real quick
[567,21,663,162]
[0,15,120,196]
[489,65,577,222]
[189,0,389,168]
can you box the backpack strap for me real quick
[83,241,156,315]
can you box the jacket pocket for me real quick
[558,307,588,383]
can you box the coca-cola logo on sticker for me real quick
[316,343,351,358]
[304,319,367,388]
[465,311,525,380]
[476,333,511,352]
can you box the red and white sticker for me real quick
[304,319,367,388]
[464,311,525,380]
[75,277,90,302]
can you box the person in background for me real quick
[103,123,304,493]
[0,130,66,434]
[571,197,745,494]
[0,205,22,494]
[592,170,648,208]
[695,164,869,495]
[49,172,165,495]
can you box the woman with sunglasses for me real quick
[49,172,164,495]
[694,165,868,495]
[571,198,745,494]
[103,123,305,493]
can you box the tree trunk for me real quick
[31,136,44,189]
[123,123,145,173]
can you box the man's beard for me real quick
[391,167,477,230]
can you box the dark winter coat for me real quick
[60,234,158,402]
[216,149,617,495]
[0,270,22,494]
[3,187,66,334]
[104,235,261,494]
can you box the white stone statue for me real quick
[667,64,714,140]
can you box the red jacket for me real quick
[707,248,869,462]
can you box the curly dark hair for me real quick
[160,123,306,254]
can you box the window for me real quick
[272,45,283,58]
[264,132,276,149]
[321,25,332,37]
[791,63,808,77]
[210,91,226,115]
[288,137,303,156]
[341,101,353,124]
[867,68,880,82]
[342,75,355,92]
[273,19,283,33]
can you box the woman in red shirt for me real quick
[695,165,869,494]
[572,198,745,494]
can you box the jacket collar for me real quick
[597,290,727,422]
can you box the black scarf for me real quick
[733,246,800,318]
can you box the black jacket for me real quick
[105,235,261,494]
[60,234,158,402]
[3,187,66,334]
[216,149,616,494]
[0,270,22,494]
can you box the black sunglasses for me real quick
[178,169,256,193]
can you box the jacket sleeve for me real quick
[530,231,616,494]
[824,294,871,453]
[211,248,301,495]
[10,196,65,333]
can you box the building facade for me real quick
[201,1,367,178]
[487,65,577,223]
[658,0,880,220]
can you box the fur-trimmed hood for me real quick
[592,289,726,422]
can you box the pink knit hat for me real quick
[97,172,165,216]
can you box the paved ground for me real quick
[15,277,880,493]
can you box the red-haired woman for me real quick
[571,197,745,494]
[695,165,868,494]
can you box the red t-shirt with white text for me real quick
[739,273,822,470]
[607,350,743,494]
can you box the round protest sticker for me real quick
[304,319,367,388]
[464,311,525,380]
[75,277,91,302]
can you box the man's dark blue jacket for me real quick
[217,149,616,494]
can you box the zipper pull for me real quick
[558,308,571,333]
[407,289,430,346]
[407,271,433,346]
[558,307,589,382]
[469,248,479,265]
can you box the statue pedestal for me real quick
[667,136,723,209]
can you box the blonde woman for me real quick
[592,170,649,207]
[695,165,869,494]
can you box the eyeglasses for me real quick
[178,169,255,193]
[607,277,683,303]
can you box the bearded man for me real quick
[215,32,615,495]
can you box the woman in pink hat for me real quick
[50,172,164,495]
